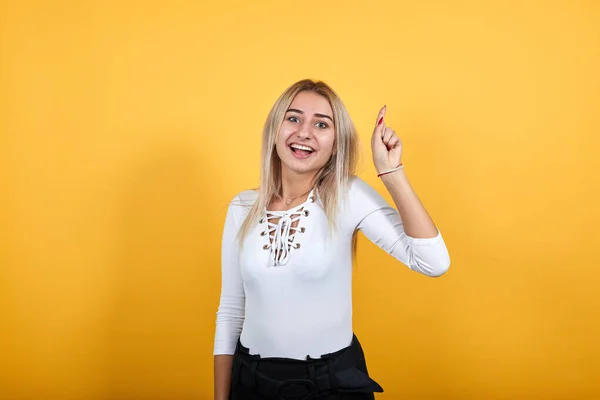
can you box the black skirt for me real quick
[229,334,383,400]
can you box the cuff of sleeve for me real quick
[213,342,237,356]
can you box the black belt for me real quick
[231,335,383,399]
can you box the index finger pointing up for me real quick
[376,105,387,127]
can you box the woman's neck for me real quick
[280,169,317,199]
[267,168,317,210]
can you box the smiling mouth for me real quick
[289,143,315,158]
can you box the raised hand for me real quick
[371,105,403,174]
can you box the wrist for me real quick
[379,167,408,189]
[377,163,403,177]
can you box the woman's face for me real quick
[275,91,336,178]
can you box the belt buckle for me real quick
[276,378,318,400]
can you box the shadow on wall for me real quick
[101,135,225,399]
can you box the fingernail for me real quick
[378,117,383,125]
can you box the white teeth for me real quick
[290,144,314,152]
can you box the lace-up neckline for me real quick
[261,189,316,266]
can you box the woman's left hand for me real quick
[371,105,403,173]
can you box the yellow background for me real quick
[1,0,599,399]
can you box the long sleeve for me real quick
[347,177,450,277]
[213,196,246,355]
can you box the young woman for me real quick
[213,79,450,399]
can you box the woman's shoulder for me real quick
[347,174,368,189]
[223,188,258,227]
[229,188,259,209]
[341,175,389,213]
[346,175,378,198]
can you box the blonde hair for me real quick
[238,79,360,245]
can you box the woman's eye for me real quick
[316,122,328,129]
[288,116,300,123]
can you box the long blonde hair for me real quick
[238,79,360,246]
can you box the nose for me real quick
[296,122,313,140]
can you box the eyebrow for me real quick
[286,108,334,122]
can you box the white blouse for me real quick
[213,176,450,360]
